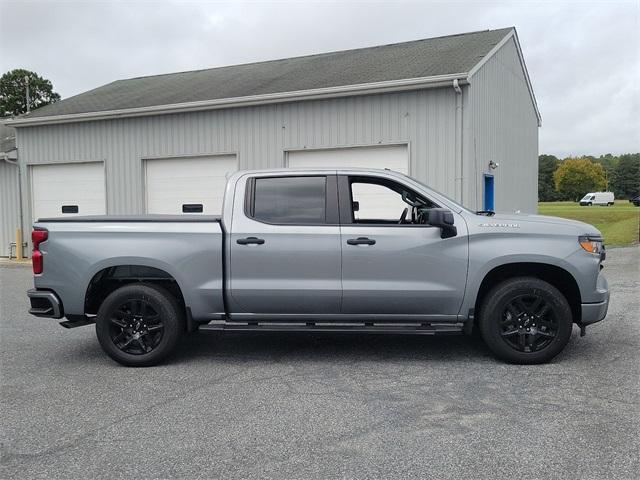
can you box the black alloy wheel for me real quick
[109,299,164,355]
[96,284,183,367]
[479,277,573,364]
[499,293,558,353]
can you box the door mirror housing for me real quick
[425,208,457,239]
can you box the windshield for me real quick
[398,173,475,214]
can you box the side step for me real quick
[59,316,95,329]
[199,320,464,335]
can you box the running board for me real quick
[198,320,464,335]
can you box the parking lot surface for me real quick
[1,247,639,480]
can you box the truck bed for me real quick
[33,216,225,322]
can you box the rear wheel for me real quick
[96,284,183,367]
[479,277,573,364]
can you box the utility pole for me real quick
[24,75,30,113]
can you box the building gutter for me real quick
[4,73,469,128]
[2,151,25,259]
[453,78,464,204]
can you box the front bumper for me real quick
[580,272,609,326]
[27,289,63,319]
[581,296,609,325]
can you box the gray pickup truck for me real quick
[27,168,609,366]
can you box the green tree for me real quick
[0,69,61,117]
[554,157,606,201]
[610,153,640,198]
[538,154,561,201]
[594,154,619,190]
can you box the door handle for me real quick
[237,237,265,245]
[347,237,376,246]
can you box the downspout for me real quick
[453,79,463,204]
[3,152,25,258]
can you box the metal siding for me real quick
[464,37,539,213]
[0,160,20,257]
[16,89,458,250]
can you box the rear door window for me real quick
[251,176,327,224]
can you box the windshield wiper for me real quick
[475,210,495,216]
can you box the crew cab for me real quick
[27,168,610,366]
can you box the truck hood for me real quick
[471,212,601,236]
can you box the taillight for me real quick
[32,229,48,274]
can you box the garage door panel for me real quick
[145,155,237,214]
[288,145,409,174]
[31,163,106,219]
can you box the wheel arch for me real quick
[473,262,582,325]
[85,264,190,330]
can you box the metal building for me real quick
[1,124,21,257]
[1,27,540,257]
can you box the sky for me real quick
[1,0,638,158]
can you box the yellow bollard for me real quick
[16,228,23,260]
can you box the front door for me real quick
[228,174,342,317]
[339,174,468,318]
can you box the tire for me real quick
[95,283,183,367]
[588,202,592,206]
[479,277,573,364]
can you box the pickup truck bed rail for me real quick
[36,215,222,223]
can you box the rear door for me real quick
[338,174,468,318]
[228,173,342,317]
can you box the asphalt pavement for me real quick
[1,247,639,480]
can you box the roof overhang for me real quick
[4,73,468,128]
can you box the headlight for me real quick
[579,235,604,254]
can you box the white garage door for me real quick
[288,145,409,220]
[145,155,237,214]
[287,144,409,174]
[31,162,106,219]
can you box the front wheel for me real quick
[96,284,183,367]
[479,277,573,364]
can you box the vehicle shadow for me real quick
[170,329,495,365]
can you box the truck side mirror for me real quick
[426,208,457,239]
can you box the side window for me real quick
[251,176,327,224]
[351,182,408,222]
[347,176,437,225]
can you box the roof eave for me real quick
[4,73,468,128]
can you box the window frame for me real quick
[337,174,440,227]
[245,174,339,226]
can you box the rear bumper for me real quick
[27,289,63,319]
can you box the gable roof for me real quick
[6,27,539,126]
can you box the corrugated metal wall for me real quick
[13,41,540,252]
[17,88,458,227]
[464,37,539,213]
[0,160,20,257]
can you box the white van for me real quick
[580,192,615,206]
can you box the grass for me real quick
[538,200,639,246]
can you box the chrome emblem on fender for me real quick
[479,223,520,228]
